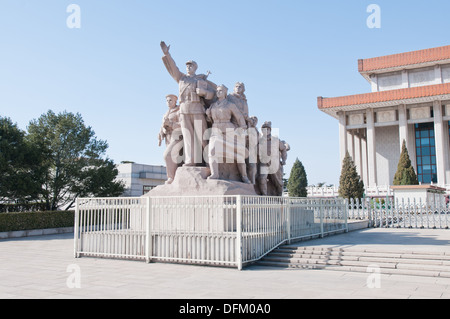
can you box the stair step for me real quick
[262,256,397,269]
[279,245,450,254]
[257,260,450,278]
[263,254,450,271]
[274,247,450,261]
[269,252,450,266]
[257,245,450,278]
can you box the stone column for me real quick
[398,104,408,149]
[370,74,378,92]
[355,129,364,182]
[361,130,369,188]
[408,123,417,170]
[401,70,409,89]
[366,108,377,187]
[433,100,447,186]
[348,130,355,160]
[444,121,450,185]
[435,65,443,85]
[338,112,348,165]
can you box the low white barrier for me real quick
[348,197,450,229]
[74,196,348,269]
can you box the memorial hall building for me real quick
[318,45,450,193]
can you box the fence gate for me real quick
[347,197,450,229]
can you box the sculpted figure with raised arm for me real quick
[160,41,216,167]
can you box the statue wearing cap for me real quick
[257,121,288,196]
[158,94,184,184]
[227,82,249,125]
[160,41,216,166]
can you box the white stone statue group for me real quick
[158,41,289,196]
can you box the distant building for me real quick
[318,45,450,193]
[116,162,167,196]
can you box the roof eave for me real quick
[358,58,450,79]
[318,94,450,119]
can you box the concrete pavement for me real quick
[1,228,450,299]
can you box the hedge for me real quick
[0,210,75,232]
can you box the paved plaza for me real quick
[1,228,450,299]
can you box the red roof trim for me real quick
[318,83,450,109]
[359,45,450,72]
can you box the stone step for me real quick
[269,251,450,266]
[257,245,450,278]
[261,255,450,272]
[275,247,450,261]
[257,260,450,278]
[278,245,450,256]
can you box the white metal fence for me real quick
[348,197,450,229]
[74,196,348,269]
[306,185,393,198]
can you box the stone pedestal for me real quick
[144,166,257,197]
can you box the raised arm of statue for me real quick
[160,41,170,55]
[160,41,183,83]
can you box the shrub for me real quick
[393,140,419,185]
[0,210,74,232]
[339,151,365,200]
[287,158,308,197]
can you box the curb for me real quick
[0,227,74,240]
[348,219,370,232]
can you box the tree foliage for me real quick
[287,158,308,197]
[26,110,125,210]
[338,151,364,200]
[393,140,419,186]
[0,117,44,203]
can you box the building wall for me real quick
[409,66,436,88]
[377,71,403,91]
[375,126,400,185]
[116,163,167,197]
[373,63,450,92]
[443,65,450,83]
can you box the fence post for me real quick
[236,195,243,270]
[74,198,80,258]
[344,198,349,232]
[367,198,373,227]
[286,198,291,244]
[320,199,324,238]
[145,196,152,263]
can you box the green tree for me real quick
[393,140,419,185]
[338,151,364,200]
[0,117,44,203]
[27,110,124,210]
[287,158,308,197]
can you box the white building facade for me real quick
[116,162,167,196]
[318,45,450,194]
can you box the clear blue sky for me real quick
[1,0,450,186]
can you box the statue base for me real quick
[143,166,258,197]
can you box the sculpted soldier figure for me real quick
[246,116,259,184]
[269,139,290,196]
[158,94,183,184]
[160,41,216,166]
[206,85,251,184]
[257,121,287,195]
[227,82,249,126]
